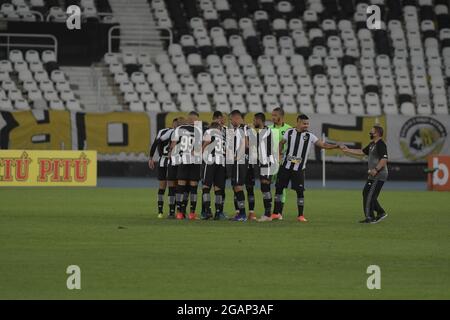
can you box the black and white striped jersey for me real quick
[149,128,173,167]
[227,124,249,164]
[248,126,275,166]
[281,129,319,171]
[171,124,203,165]
[203,128,226,166]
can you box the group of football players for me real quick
[149,107,340,222]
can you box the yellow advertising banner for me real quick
[6,110,72,150]
[0,150,97,187]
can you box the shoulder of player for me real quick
[157,127,172,139]
[259,126,272,134]
[173,125,191,139]
[205,127,223,135]
[375,139,388,154]
[203,128,214,136]
[306,131,319,140]
[234,124,249,132]
[156,127,166,136]
[158,128,175,140]
[177,124,199,132]
[285,128,295,135]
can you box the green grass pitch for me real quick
[0,186,449,299]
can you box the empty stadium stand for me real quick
[102,0,450,114]
[0,0,114,22]
[0,48,84,111]
[1,0,450,115]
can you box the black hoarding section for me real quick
[5,21,119,65]
[0,111,18,149]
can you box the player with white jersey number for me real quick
[169,112,203,220]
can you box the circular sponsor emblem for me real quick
[399,116,447,161]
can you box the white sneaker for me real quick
[257,215,273,222]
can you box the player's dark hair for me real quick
[212,111,223,120]
[230,110,243,118]
[210,121,221,129]
[272,107,284,116]
[173,118,178,123]
[255,112,266,122]
[189,111,199,117]
[373,125,384,137]
[177,117,186,125]
[297,114,309,121]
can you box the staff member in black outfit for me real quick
[341,125,389,224]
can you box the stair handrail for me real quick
[0,10,44,21]
[90,65,107,112]
[0,33,58,57]
[107,25,172,53]
[108,25,120,53]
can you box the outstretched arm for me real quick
[315,139,339,150]
[168,140,177,157]
[340,145,366,157]
[202,140,211,151]
[148,138,160,169]
[375,158,388,171]
[278,139,286,160]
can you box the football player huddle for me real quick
[149,107,339,222]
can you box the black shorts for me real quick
[246,165,273,186]
[157,165,168,181]
[202,164,226,189]
[177,164,201,181]
[167,165,178,181]
[246,165,255,186]
[275,166,305,190]
[228,163,248,187]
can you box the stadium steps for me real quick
[108,0,165,55]
[60,66,122,112]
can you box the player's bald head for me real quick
[271,107,284,125]
[177,117,186,126]
[272,107,284,116]
[187,111,199,123]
